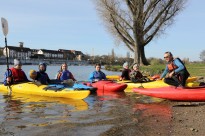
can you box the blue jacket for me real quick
[88,71,106,81]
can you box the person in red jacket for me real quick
[3,59,28,86]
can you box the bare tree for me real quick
[200,50,205,62]
[93,0,187,65]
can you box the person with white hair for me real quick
[3,59,28,85]
[129,64,143,83]
[120,62,131,80]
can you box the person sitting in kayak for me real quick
[129,64,143,83]
[120,62,131,80]
[88,63,106,82]
[159,51,190,87]
[33,62,51,85]
[3,59,29,86]
[56,63,76,82]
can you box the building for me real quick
[2,42,31,59]
[58,49,85,61]
[1,42,86,61]
[37,49,63,59]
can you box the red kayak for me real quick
[133,86,205,101]
[85,80,127,92]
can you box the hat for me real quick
[14,59,22,66]
[133,64,139,69]
[39,62,47,71]
[123,62,128,68]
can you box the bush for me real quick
[148,57,164,65]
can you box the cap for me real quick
[133,64,139,69]
[123,62,128,68]
[14,59,22,66]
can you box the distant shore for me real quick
[0,58,88,65]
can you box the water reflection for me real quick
[0,92,89,133]
[1,92,88,111]
[96,91,127,101]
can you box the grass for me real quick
[105,62,205,77]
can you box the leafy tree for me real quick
[200,50,205,61]
[93,0,187,65]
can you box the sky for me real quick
[0,0,204,61]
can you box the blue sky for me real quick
[0,0,204,61]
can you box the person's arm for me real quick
[3,70,12,86]
[138,71,143,79]
[88,72,94,81]
[23,71,29,81]
[120,69,126,80]
[174,59,185,73]
[102,72,106,80]
[69,72,76,81]
[160,66,169,79]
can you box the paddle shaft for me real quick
[5,37,9,70]
[1,18,12,94]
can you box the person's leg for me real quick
[164,78,180,86]
[178,71,189,87]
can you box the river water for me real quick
[0,65,172,136]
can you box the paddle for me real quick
[1,17,11,95]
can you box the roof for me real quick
[5,46,31,52]
[39,49,62,54]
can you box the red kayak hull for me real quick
[133,86,205,101]
[87,80,127,92]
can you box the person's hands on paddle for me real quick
[6,77,12,84]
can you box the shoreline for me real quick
[169,101,205,136]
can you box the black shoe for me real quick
[199,82,205,86]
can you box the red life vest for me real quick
[167,60,178,72]
[10,67,26,82]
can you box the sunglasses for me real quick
[164,56,169,59]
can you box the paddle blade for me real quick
[1,17,8,36]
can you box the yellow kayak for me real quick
[107,75,197,82]
[118,77,199,92]
[0,82,90,100]
[106,75,120,80]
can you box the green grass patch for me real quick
[105,63,205,77]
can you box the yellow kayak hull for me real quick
[118,77,199,92]
[0,82,90,100]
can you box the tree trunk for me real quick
[140,45,150,65]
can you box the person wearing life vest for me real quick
[129,64,143,83]
[3,59,28,86]
[34,62,50,85]
[56,63,76,81]
[88,63,106,82]
[159,51,190,87]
